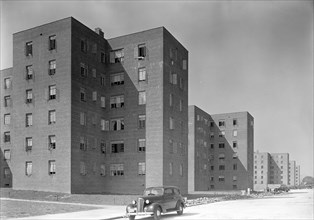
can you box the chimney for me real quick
[95,28,104,38]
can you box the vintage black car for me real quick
[126,186,186,220]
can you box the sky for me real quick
[0,1,313,178]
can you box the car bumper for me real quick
[127,211,154,216]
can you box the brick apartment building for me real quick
[188,105,254,192]
[253,152,270,191]
[295,165,301,186]
[0,17,189,194]
[289,160,296,186]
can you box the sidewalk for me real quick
[2,198,125,220]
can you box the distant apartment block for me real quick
[188,105,254,192]
[295,165,301,186]
[253,152,270,191]
[0,17,189,194]
[289,160,296,186]
[269,153,289,185]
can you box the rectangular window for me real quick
[233,141,237,148]
[110,95,124,109]
[210,121,214,128]
[137,44,146,59]
[4,131,10,143]
[100,164,106,176]
[110,118,124,131]
[169,94,173,107]
[4,96,11,107]
[210,132,214,139]
[110,164,124,176]
[80,161,86,175]
[26,137,32,151]
[138,139,146,152]
[138,115,146,129]
[138,91,146,105]
[169,139,173,153]
[233,119,237,126]
[169,117,174,130]
[4,114,10,125]
[110,49,124,63]
[92,91,97,101]
[179,100,183,112]
[233,164,237,170]
[48,110,56,124]
[138,67,146,81]
[80,63,88,77]
[48,160,56,175]
[179,77,184,90]
[49,60,56,75]
[4,150,10,160]
[81,39,87,52]
[4,78,11,89]
[218,153,225,162]
[48,135,56,150]
[26,42,33,56]
[26,66,33,80]
[170,72,177,85]
[219,165,225,170]
[169,162,173,176]
[49,85,56,100]
[100,75,106,86]
[25,162,32,176]
[219,131,225,138]
[80,88,86,101]
[182,59,187,70]
[100,141,106,154]
[110,72,124,86]
[100,52,105,63]
[219,120,225,127]
[138,162,146,175]
[26,89,33,103]
[101,96,106,108]
[26,113,33,127]
[219,143,225,148]
[49,35,56,50]
[211,166,214,171]
[80,136,87,151]
[80,112,86,125]
[233,185,237,189]
[218,176,225,182]
[210,144,214,149]
[233,176,237,181]
[92,68,97,78]
[111,141,124,153]
[233,153,238,159]
[233,130,238,137]
[4,167,11,179]
[100,119,109,131]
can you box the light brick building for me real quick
[288,160,296,186]
[253,152,270,191]
[295,165,301,186]
[0,17,189,194]
[188,105,254,192]
[269,153,289,185]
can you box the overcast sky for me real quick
[1,1,313,178]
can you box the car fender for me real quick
[145,203,163,213]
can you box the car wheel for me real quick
[128,216,135,220]
[153,207,161,220]
[177,202,184,215]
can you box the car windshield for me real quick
[143,188,164,196]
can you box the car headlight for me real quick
[132,200,137,205]
[145,199,149,204]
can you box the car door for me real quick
[163,188,177,210]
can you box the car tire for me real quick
[177,202,184,215]
[128,216,135,220]
[153,207,161,220]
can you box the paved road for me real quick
[11,189,313,220]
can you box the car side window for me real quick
[173,188,180,195]
[164,188,173,195]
